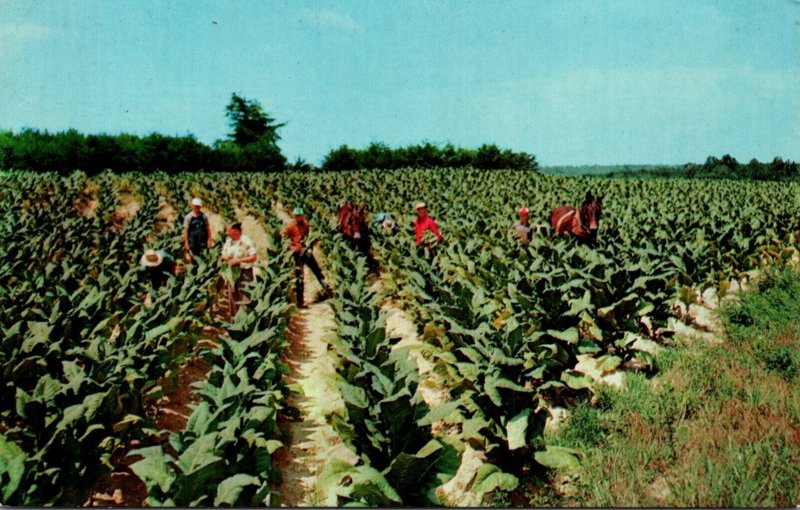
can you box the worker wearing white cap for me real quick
[183,197,212,262]
[512,206,535,244]
[413,201,443,249]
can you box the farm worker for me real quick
[220,221,258,317]
[139,249,176,291]
[281,207,334,309]
[512,207,535,244]
[183,197,212,262]
[414,202,443,247]
[373,212,396,232]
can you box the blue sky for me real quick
[1,0,798,165]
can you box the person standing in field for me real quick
[414,202,443,251]
[512,206,535,244]
[183,197,212,262]
[220,221,258,317]
[281,207,333,309]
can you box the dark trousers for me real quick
[351,236,379,272]
[293,250,327,305]
[140,261,175,290]
[228,267,254,318]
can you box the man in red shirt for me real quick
[281,207,333,309]
[414,202,443,249]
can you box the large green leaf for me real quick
[473,463,518,494]
[547,327,579,344]
[214,473,260,506]
[129,446,177,494]
[506,408,531,450]
[0,434,26,502]
[534,445,581,470]
[177,433,223,476]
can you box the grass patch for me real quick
[534,268,800,507]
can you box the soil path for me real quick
[205,208,226,243]
[377,283,450,410]
[112,194,141,228]
[86,356,212,507]
[234,205,271,279]
[272,201,358,506]
[154,192,177,234]
[87,194,218,507]
[76,180,99,218]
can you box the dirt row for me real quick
[86,197,258,507]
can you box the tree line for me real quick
[320,142,538,171]
[1,94,538,174]
[0,94,287,174]
[607,154,800,181]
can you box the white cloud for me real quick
[302,9,361,32]
[0,22,53,41]
[0,23,54,60]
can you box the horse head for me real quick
[581,192,603,234]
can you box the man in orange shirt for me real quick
[281,207,333,309]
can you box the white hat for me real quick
[415,202,426,210]
[140,250,164,268]
[191,197,203,207]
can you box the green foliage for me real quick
[220,93,287,172]
[323,244,454,505]
[6,167,800,506]
[0,172,226,505]
[224,93,285,148]
[606,154,800,181]
[547,269,800,507]
[321,141,538,171]
[0,93,290,174]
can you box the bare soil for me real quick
[85,355,212,507]
[112,195,141,229]
[273,201,355,506]
[204,209,226,242]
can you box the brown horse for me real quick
[337,202,378,271]
[550,192,603,239]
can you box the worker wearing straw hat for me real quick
[139,249,176,291]
[281,206,334,309]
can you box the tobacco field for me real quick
[2,168,800,506]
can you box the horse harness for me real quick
[555,207,590,237]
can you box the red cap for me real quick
[519,207,529,214]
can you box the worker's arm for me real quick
[232,253,257,266]
[206,218,213,248]
[414,222,423,246]
[183,227,189,251]
[231,240,257,266]
[430,219,443,241]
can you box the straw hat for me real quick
[140,249,163,268]
[414,202,426,210]
[191,197,203,207]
